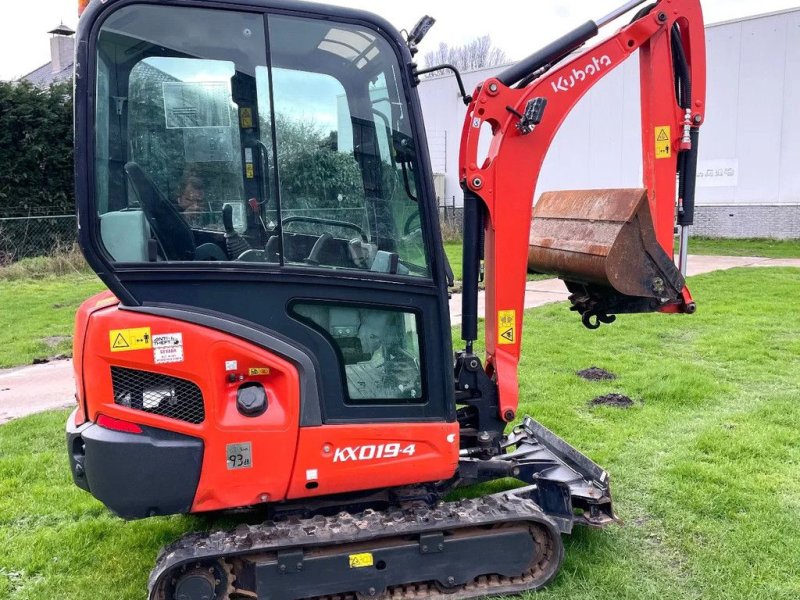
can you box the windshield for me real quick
[93,5,429,277]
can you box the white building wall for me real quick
[418,8,800,237]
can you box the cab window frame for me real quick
[84,1,439,286]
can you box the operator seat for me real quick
[124,162,196,261]
[124,163,227,262]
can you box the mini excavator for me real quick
[67,0,706,598]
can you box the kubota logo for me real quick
[333,443,416,463]
[551,55,612,94]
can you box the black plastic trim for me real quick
[66,409,203,519]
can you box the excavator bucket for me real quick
[529,189,685,327]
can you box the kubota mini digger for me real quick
[67,0,706,598]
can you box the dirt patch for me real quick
[590,393,634,408]
[43,336,70,348]
[31,353,70,366]
[577,367,617,381]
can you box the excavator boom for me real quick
[459,0,706,423]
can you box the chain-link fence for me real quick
[0,211,78,264]
[0,200,462,264]
[437,196,463,241]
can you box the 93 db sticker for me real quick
[227,442,253,470]
[152,333,184,364]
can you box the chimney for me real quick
[47,24,76,73]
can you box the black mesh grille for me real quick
[110,367,205,424]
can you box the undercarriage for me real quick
[148,415,614,600]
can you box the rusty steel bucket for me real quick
[529,189,685,318]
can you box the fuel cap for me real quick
[237,382,268,417]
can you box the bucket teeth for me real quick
[529,188,685,326]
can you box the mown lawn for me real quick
[0,273,105,368]
[684,236,800,258]
[443,241,549,283]
[1,267,799,599]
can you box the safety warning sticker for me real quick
[249,367,271,376]
[153,333,184,364]
[240,107,253,129]
[655,126,671,159]
[109,327,152,352]
[498,310,516,345]
[349,553,374,569]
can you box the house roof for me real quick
[48,24,76,36]
[19,62,73,88]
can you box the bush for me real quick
[0,81,74,216]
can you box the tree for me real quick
[275,114,364,209]
[0,81,73,215]
[423,35,509,73]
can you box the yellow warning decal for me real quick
[655,126,671,159]
[109,327,152,352]
[497,310,516,345]
[249,367,271,376]
[349,553,374,569]
[240,107,253,129]
[245,163,255,179]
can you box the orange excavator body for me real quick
[67,1,705,598]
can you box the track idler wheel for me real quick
[168,561,234,600]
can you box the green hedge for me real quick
[0,81,73,216]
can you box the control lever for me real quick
[222,203,250,259]
[249,198,269,234]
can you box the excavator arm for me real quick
[457,0,706,424]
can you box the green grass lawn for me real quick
[445,237,800,285]
[443,241,549,284]
[684,237,800,258]
[0,273,105,368]
[1,267,798,599]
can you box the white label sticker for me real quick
[225,360,238,371]
[227,442,253,470]
[306,469,318,481]
[152,333,184,364]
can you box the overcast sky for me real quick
[2,0,799,81]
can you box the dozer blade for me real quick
[460,416,616,534]
[528,189,685,327]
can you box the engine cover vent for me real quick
[110,367,205,424]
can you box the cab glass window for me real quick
[292,303,424,404]
[93,6,429,277]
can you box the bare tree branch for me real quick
[422,35,509,74]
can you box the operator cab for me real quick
[93,4,428,276]
[80,0,455,423]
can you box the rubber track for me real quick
[149,491,565,600]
